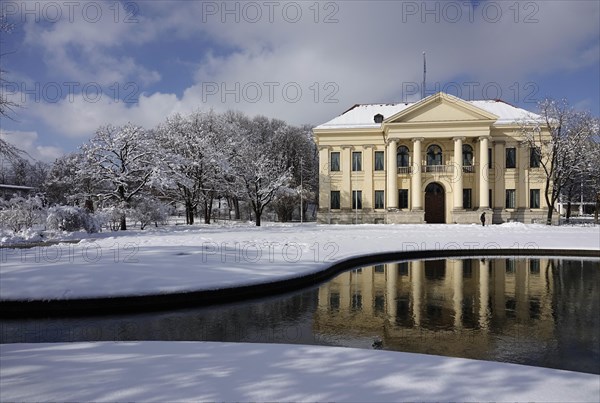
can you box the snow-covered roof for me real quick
[470,100,541,125]
[0,184,36,190]
[315,94,541,130]
[316,103,415,130]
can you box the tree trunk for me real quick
[203,196,214,224]
[595,196,599,225]
[234,197,240,220]
[120,214,127,231]
[566,201,572,223]
[255,211,261,226]
[546,206,554,226]
[185,201,194,225]
[84,199,94,213]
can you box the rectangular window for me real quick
[374,294,385,313]
[506,148,516,168]
[488,147,493,167]
[463,188,472,209]
[329,292,340,311]
[352,190,362,209]
[374,151,385,171]
[352,152,362,171]
[351,293,362,310]
[530,189,540,209]
[489,189,493,208]
[330,191,340,209]
[462,259,473,278]
[506,189,516,209]
[330,152,340,171]
[529,259,540,275]
[530,147,541,168]
[374,190,385,209]
[506,259,515,274]
[398,189,409,209]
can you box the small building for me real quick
[0,184,37,200]
[313,92,552,224]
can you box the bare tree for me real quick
[0,14,19,119]
[0,136,26,166]
[521,99,599,225]
[44,153,94,205]
[584,138,600,224]
[229,116,292,226]
[79,124,160,230]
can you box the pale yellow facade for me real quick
[313,92,552,224]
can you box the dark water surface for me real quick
[2,257,599,374]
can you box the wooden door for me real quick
[424,183,445,223]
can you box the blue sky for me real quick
[1,0,598,161]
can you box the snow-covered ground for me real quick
[1,222,599,300]
[1,342,598,402]
[2,223,599,402]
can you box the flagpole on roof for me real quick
[422,51,426,100]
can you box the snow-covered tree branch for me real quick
[520,99,599,225]
[79,124,162,230]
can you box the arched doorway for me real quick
[425,182,445,223]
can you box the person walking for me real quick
[480,212,486,227]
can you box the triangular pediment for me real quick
[384,92,498,124]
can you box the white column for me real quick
[318,146,331,211]
[386,139,398,209]
[478,136,490,209]
[453,260,463,329]
[363,145,374,210]
[411,137,424,210]
[341,145,352,209]
[479,259,490,329]
[493,140,505,209]
[518,142,529,209]
[362,268,373,315]
[317,286,329,311]
[386,263,398,321]
[453,137,465,210]
[411,260,423,327]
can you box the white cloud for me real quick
[29,91,188,137]
[8,0,600,143]
[0,130,64,162]
[21,0,161,87]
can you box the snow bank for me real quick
[1,342,598,402]
[1,223,599,300]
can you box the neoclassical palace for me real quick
[313,92,552,224]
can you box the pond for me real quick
[1,257,598,374]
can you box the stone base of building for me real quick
[452,209,489,225]
[491,208,556,225]
[386,210,425,224]
[317,209,425,224]
[317,208,555,225]
[316,208,388,224]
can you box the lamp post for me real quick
[300,157,303,224]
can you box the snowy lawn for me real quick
[1,341,598,402]
[1,222,599,300]
[2,225,599,402]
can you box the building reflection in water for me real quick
[315,258,561,362]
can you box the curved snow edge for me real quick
[1,248,599,318]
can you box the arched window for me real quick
[397,146,410,167]
[462,144,473,166]
[426,145,443,166]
